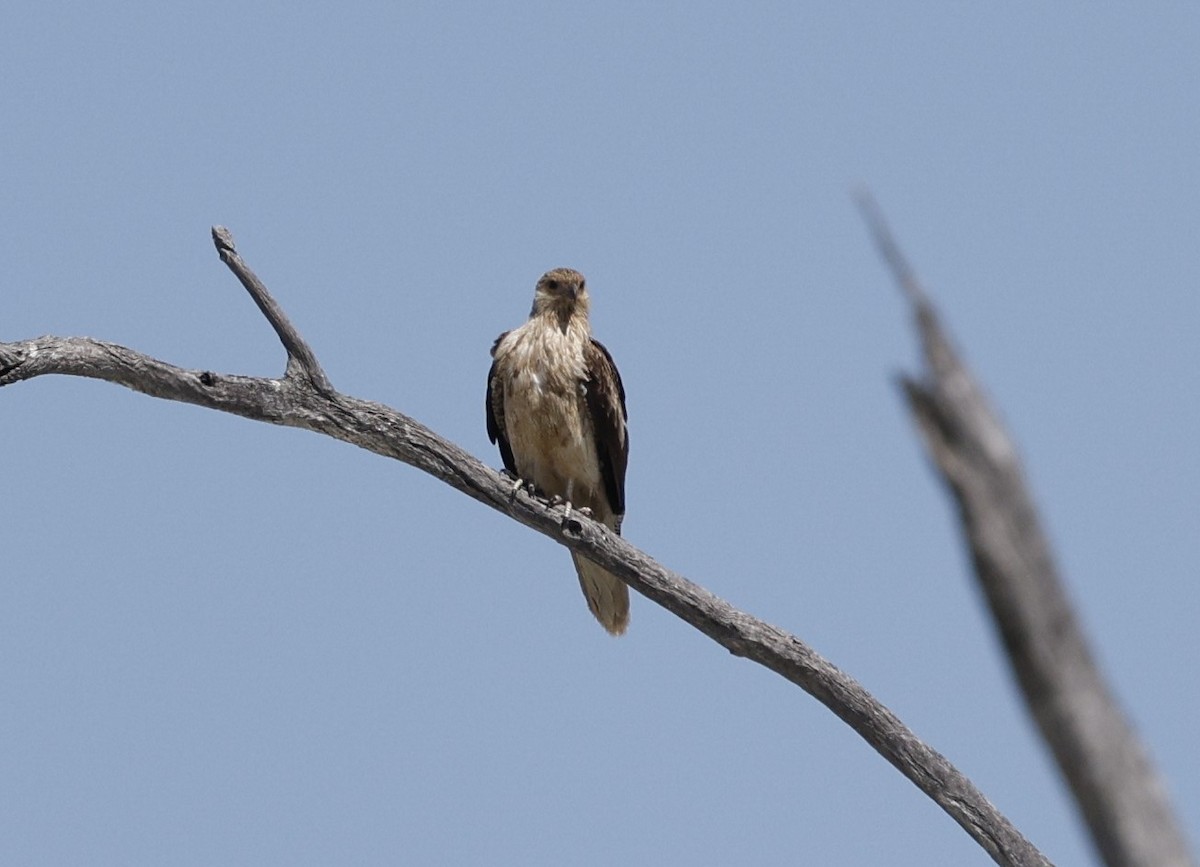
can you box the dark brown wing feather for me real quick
[486,333,517,475]
[584,338,628,524]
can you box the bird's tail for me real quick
[571,552,629,636]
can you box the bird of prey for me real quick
[486,268,630,635]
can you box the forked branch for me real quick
[0,227,1052,867]
[211,225,333,394]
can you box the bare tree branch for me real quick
[857,192,1194,867]
[211,225,333,395]
[0,227,1053,867]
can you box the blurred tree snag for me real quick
[858,192,1193,867]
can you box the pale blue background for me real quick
[2,4,1197,865]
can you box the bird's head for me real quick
[531,267,590,325]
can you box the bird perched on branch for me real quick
[486,268,630,634]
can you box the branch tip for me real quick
[211,225,236,259]
[854,189,929,309]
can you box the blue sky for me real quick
[3,4,1197,865]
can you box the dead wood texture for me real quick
[859,194,1193,867]
[0,226,1053,867]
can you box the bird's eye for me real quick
[546,280,559,291]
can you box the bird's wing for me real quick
[584,337,628,526]
[486,333,517,476]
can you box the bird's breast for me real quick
[497,325,602,504]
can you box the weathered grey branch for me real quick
[0,227,1052,867]
[211,225,333,394]
[858,193,1194,867]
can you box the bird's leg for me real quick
[501,469,537,499]
[554,482,594,526]
[559,480,576,524]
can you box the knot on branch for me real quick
[0,344,27,380]
[561,514,586,539]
